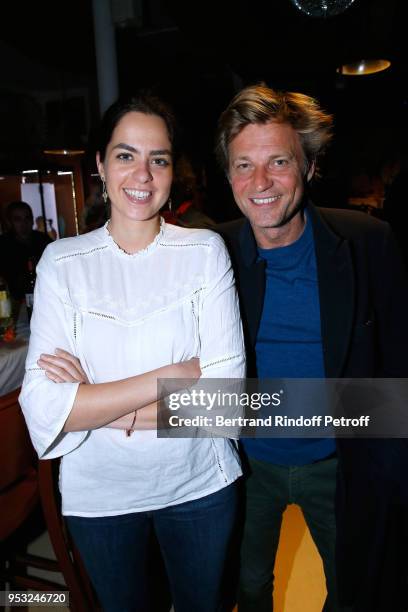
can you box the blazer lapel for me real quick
[309,205,355,377]
[238,221,266,347]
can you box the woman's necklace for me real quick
[106,221,134,255]
[106,218,164,255]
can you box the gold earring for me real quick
[101,178,108,203]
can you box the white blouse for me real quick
[20,221,245,516]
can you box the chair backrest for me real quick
[0,388,38,541]
[38,459,99,610]
[0,388,99,610]
[0,388,36,488]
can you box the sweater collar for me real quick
[239,198,314,267]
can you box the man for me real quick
[216,85,408,611]
[162,154,216,230]
[0,201,51,300]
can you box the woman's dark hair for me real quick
[97,94,177,162]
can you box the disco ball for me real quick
[291,0,356,18]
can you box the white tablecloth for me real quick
[0,308,30,395]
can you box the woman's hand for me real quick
[38,348,90,384]
[175,357,201,380]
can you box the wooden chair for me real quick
[0,388,99,611]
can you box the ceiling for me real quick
[1,0,406,86]
[0,0,406,175]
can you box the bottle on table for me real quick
[25,258,36,321]
[0,276,13,340]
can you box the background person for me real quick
[170,154,216,229]
[20,95,245,612]
[0,200,51,300]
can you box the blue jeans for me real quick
[66,483,238,612]
[238,456,348,612]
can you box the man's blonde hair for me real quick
[215,84,333,173]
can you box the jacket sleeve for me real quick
[19,245,87,459]
[375,223,408,377]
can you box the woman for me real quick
[20,96,245,612]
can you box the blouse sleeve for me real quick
[170,233,245,439]
[19,245,87,459]
[199,233,246,378]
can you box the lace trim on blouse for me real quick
[55,245,108,262]
[103,217,166,257]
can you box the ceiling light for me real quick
[43,150,85,155]
[337,59,391,75]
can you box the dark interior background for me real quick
[1,0,407,220]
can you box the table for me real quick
[0,308,30,395]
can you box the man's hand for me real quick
[38,348,90,384]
